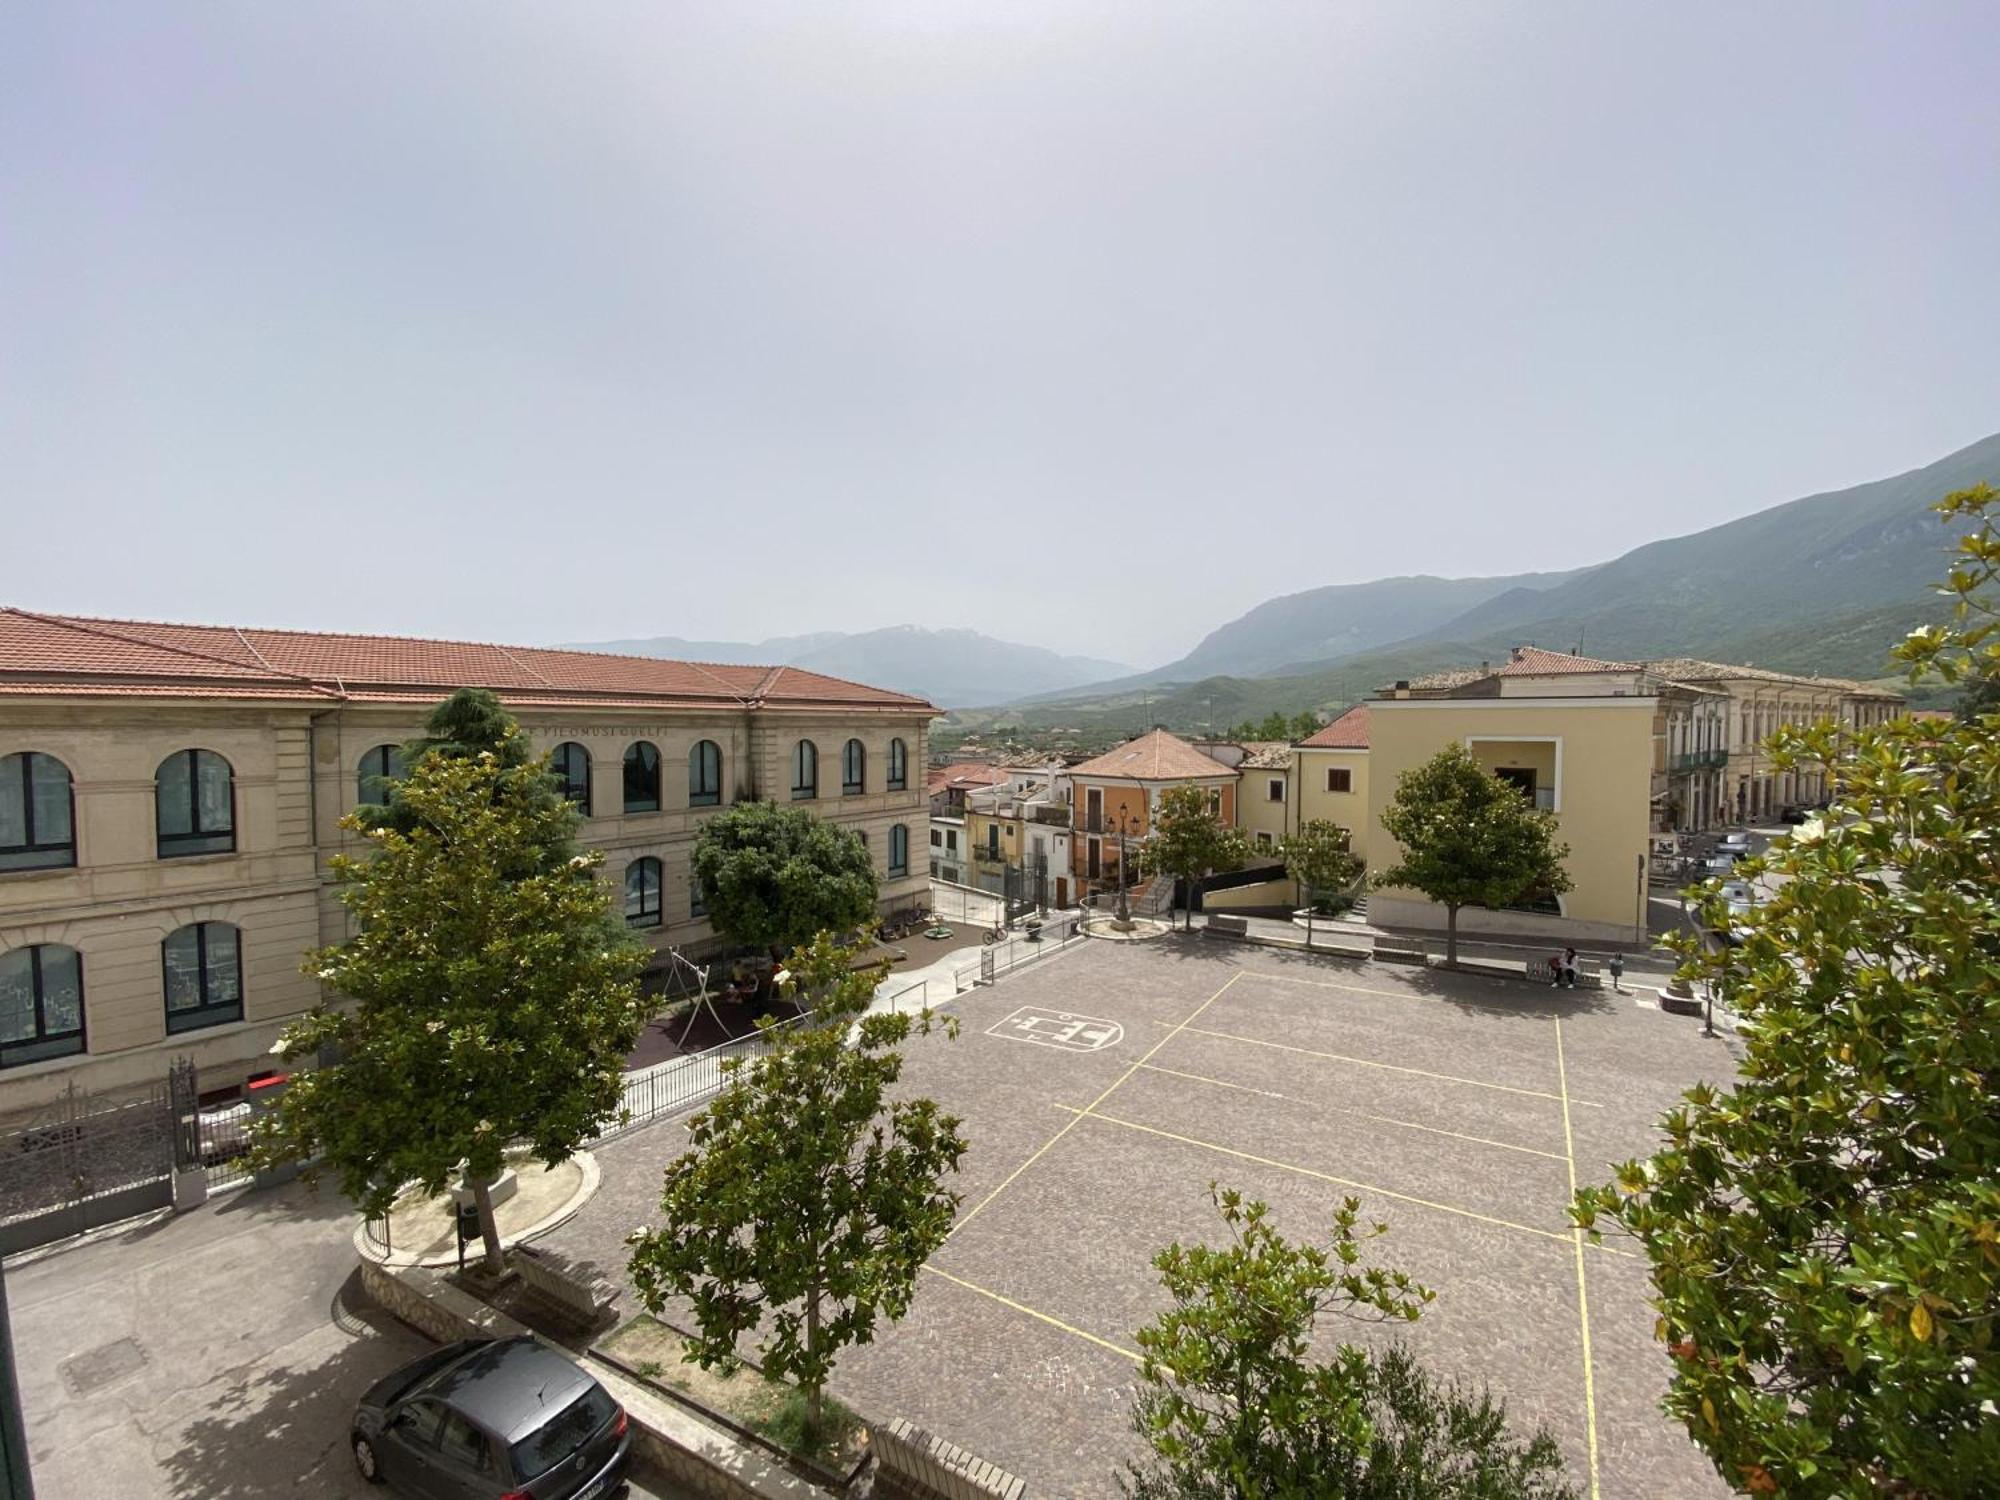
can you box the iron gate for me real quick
[0,1080,175,1255]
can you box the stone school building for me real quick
[0,608,933,1112]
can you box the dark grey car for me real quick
[351,1336,631,1499]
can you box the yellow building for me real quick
[1294,706,1372,862]
[1233,743,1295,857]
[1366,649,1659,945]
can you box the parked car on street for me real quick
[1717,831,1754,856]
[1703,854,1740,875]
[352,1336,630,1499]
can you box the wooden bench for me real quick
[1372,935,1427,964]
[874,1418,1026,1500]
[511,1245,617,1334]
[1204,915,1249,940]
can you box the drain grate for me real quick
[59,1337,148,1396]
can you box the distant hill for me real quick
[561,626,1132,710]
[952,429,2000,734]
[1380,430,2000,669]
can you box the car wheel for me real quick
[352,1434,383,1484]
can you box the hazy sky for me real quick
[4,4,1996,668]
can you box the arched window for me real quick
[843,739,866,796]
[550,742,591,813]
[356,744,405,807]
[0,943,85,1066]
[688,740,723,807]
[887,738,908,792]
[790,740,818,800]
[624,857,662,928]
[162,922,242,1034]
[1,751,76,871]
[156,750,235,858]
[623,742,661,813]
[888,823,909,877]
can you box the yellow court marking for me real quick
[1053,1103,1642,1257]
[1164,1021,1605,1108]
[922,1264,1143,1364]
[1136,1063,1569,1162]
[947,970,1244,1239]
[1555,1018,1603,1500]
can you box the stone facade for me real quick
[0,612,934,1112]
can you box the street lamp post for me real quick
[1109,807,1141,929]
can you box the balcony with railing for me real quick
[1669,749,1729,772]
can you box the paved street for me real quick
[6,1182,687,1499]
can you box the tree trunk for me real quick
[471,1175,505,1275]
[1445,903,1459,968]
[1305,888,1315,949]
[805,1282,823,1433]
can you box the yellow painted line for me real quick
[1167,1021,1605,1108]
[948,971,1243,1239]
[1555,1019,1602,1500]
[921,1263,1142,1364]
[1136,1063,1569,1162]
[1057,1103,1588,1248]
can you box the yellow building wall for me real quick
[1365,699,1654,942]
[1237,767,1292,856]
[1296,749,1370,864]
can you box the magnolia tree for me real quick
[1372,744,1571,965]
[1572,484,2000,1497]
[1280,819,1362,946]
[1123,1186,1573,1499]
[691,800,878,958]
[250,744,647,1272]
[627,934,966,1440]
[1142,784,1250,930]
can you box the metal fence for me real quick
[600,1013,810,1140]
[950,911,1086,992]
[0,1080,176,1254]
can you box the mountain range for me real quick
[567,430,1997,727]
[958,428,2000,736]
[561,626,1133,710]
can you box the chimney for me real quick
[1393,679,1410,691]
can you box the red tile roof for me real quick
[0,609,934,714]
[1297,705,1370,749]
[1067,728,1235,781]
[926,763,1012,795]
[1497,645,1640,676]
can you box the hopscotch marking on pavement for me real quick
[986,1006,1125,1054]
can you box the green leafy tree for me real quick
[1125,1187,1571,1500]
[691,799,878,958]
[1142,784,1250,930]
[251,748,648,1272]
[362,687,579,870]
[627,934,967,1437]
[1572,484,2000,1498]
[1372,744,1571,966]
[1281,819,1363,946]
[1290,710,1322,740]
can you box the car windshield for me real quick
[509,1384,615,1481]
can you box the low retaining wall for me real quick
[359,1257,833,1500]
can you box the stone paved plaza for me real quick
[550,935,1738,1500]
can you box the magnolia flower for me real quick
[426,1019,445,1034]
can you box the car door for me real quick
[431,1406,501,1499]
[378,1397,451,1499]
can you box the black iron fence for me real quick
[0,1080,175,1255]
[600,1014,810,1140]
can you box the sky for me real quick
[3,3,1997,669]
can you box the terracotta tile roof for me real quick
[1067,728,1236,781]
[1238,741,1294,770]
[1298,705,1371,749]
[926,763,1011,795]
[0,608,934,713]
[1400,666,1489,692]
[1497,645,1641,676]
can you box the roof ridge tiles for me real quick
[1,606,324,686]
